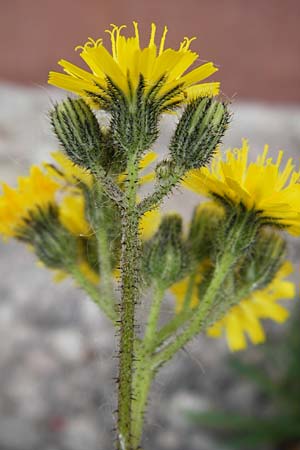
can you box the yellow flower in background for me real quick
[48,22,219,107]
[0,153,93,241]
[207,262,295,351]
[0,167,59,238]
[59,194,92,237]
[44,152,95,237]
[45,151,94,187]
[139,209,161,240]
[171,260,212,312]
[183,140,300,235]
[171,273,202,313]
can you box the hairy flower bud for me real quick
[239,230,287,291]
[143,214,187,287]
[50,98,104,171]
[155,160,183,186]
[188,202,224,263]
[16,204,77,269]
[169,97,230,170]
[108,75,161,157]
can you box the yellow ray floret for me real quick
[139,209,161,240]
[207,262,295,351]
[49,22,219,106]
[171,260,212,312]
[46,151,94,187]
[183,140,300,235]
[59,194,92,237]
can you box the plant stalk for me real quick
[117,156,140,450]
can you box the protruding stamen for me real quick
[159,26,168,55]
[275,150,284,168]
[149,23,156,47]
[179,36,196,51]
[133,21,140,48]
[75,37,103,52]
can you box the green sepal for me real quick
[107,75,161,156]
[95,74,184,159]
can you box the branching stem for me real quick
[151,251,236,369]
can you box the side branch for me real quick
[138,168,183,215]
[95,170,124,205]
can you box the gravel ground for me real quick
[0,83,299,450]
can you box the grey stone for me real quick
[0,417,41,449]
[61,415,105,450]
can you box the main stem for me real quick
[117,155,140,450]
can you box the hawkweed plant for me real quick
[1,22,299,450]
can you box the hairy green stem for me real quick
[70,265,117,322]
[154,310,193,350]
[138,170,183,216]
[151,251,236,369]
[131,283,166,448]
[151,212,257,368]
[144,283,166,343]
[117,155,140,450]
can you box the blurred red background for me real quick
[1,0,300,102]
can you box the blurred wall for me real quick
[1,0,300,102]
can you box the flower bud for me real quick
[108,75,161,157]
[155,160,183,186]
[16,204,77,269]
[143,214,187,287]
[169,97,230,170]
[50,98,103,171]
[188,202,224,263]
[239,230,287,291]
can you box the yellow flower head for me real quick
[0,152,94,241]
[0,167,60,238]
[44,152,94,237]
[184,140,300,235]
[48,22,219,108]
[207,261,295,351]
